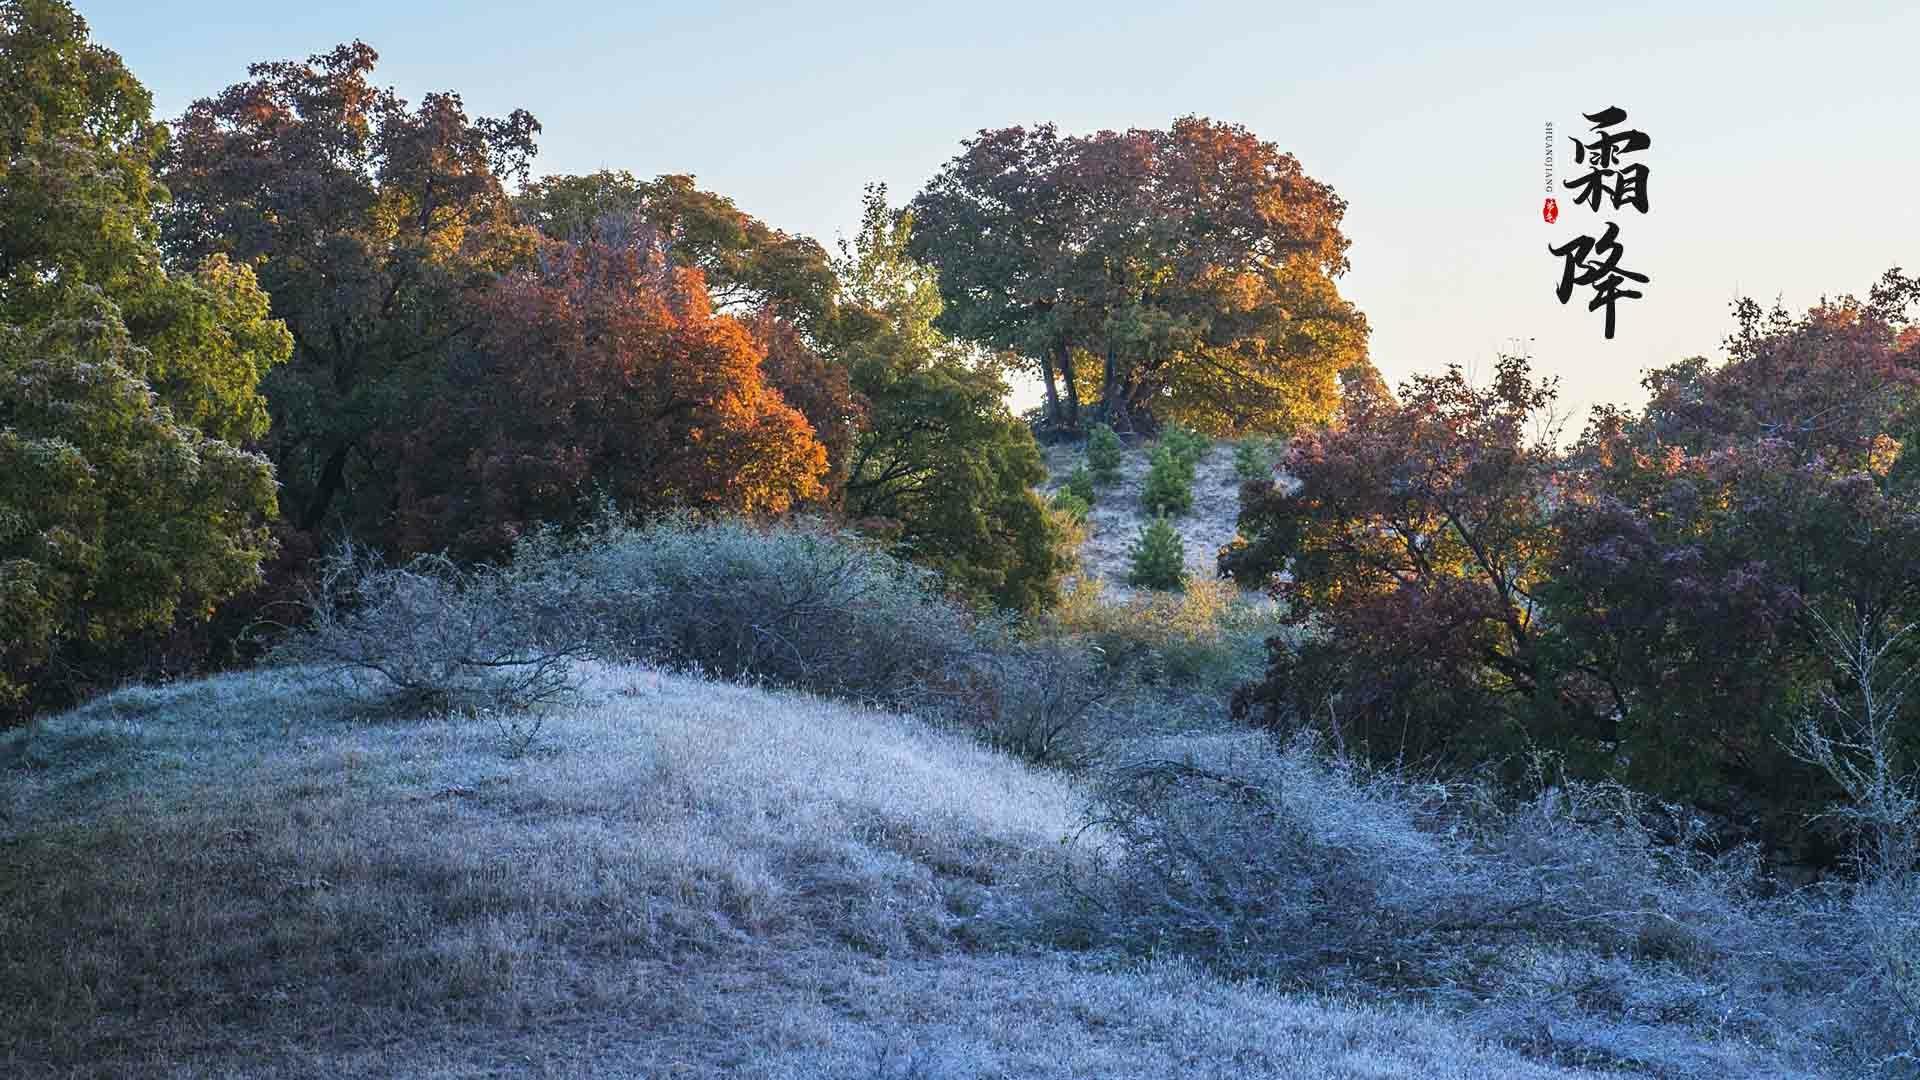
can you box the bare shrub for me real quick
[917,634,1114,768]
[1058,735,1904,1076]
[276,541,593,718]
[1785,605,1920,1070]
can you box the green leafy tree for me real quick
[1086,423,1124,485]
[1127,516,1189,590]
[828,186,1064,612]
[0,0,286,712]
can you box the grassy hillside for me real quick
[0,662,1605,1079]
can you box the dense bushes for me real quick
[1228,281,1920,861]
[529,516,976,702]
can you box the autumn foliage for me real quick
[1229,273,1920,859]
[387,237,829,557]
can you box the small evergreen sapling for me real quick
[1086,424,1124,486]
[1234,438,1275,482]
[1127,516,1189,590]
[1066,464,1097,504]
[1162,425,1210,474]
[1142,445,1195,516]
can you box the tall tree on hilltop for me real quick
[911,117,1371,435]
[159,42,539,538]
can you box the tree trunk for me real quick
[1059,342,1081,427]
[1039,343,1062,426]
[300,442,352,532]
[1101,343,1128,431]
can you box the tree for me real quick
[382,234,830,558]
[516,171,838,330]
[1227,355,1565,765]
[160,41,540,538]
[0,0,286,712]
[1127,517,1188,590]
[829,186,1065,612]
[910,117,1369,435]
[1541,273,1920,851]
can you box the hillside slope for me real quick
[1041,438,1255,599]
[0,663,1600,1079]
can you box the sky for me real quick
[80,0,1920,425]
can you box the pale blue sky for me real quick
[81,0,1919,423]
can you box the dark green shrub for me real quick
[1065,464,1096,504]
[1162,425,1210,474]
[1050,490,1091,522]
[1233,439,1275,482]
[1127,516,1189,590]
[1141,447,1195,517]
[1086,424,1124,486]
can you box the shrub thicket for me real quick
[517,516,977,704]
[1060,735,1919,1076]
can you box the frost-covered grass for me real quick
[0,662,1608,1079]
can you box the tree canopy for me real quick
[160,41,540,536]
[0,0,287,711]
[829,187,1065,612]
[910,116,1372,435]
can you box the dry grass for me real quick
[0,662,1603,1079]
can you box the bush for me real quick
[1162,424,1210,473]
[519,515,978,705]
[1050,490,1091,523]
[1065,463,1097,504]
[1127,516,1189,590]
[1233,438,1275,482]
[1086,424,1124,486]
[276,542,592,718]
[919,633,1114,768]
[1140,447,1195,517]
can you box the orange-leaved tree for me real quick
[384,232,829,557]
